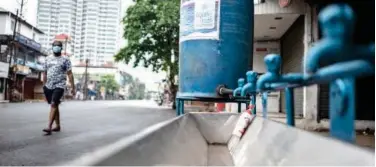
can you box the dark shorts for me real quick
[43,86,64,105]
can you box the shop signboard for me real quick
[13,64,31,75]
[0,62,9,78]
[15,33,42,52]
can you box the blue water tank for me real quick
[178,0,254,98]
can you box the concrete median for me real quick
[62,112,374,166]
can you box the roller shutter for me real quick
[280,15,304,116]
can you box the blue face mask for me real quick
[52,46,62,54]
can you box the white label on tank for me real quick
[194,0,216,30]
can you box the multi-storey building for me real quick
[0,7,48,102]
[37,0,122,66]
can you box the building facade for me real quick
[37,0,122,66]
[0,7,47,102]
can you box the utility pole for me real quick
[64,37,68,56]
[6,9,20,102]
[16,0,26,33]
[83,58,89,100]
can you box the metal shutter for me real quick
[280,15,304,116]
[318,84,329,119]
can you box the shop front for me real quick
[24,69,44,100]
[11,64,30,101]
[0,61,9,101]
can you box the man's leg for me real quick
[43,87,54,135]
[47,104,58,130]
[51,88,64,132]
[52,107,61,131]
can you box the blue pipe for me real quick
[259,59,374,92]
[285,87,295,126]
[261,92,268,118]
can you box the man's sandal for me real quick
[43,128,52,135]
[52,127,61,132]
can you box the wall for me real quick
[0,13,43,43]
[303,3,318,120]
[252,41,280,73]
[0,15,9,35]
[255,0,307,15]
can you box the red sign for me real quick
[256,48,268,52]
[279,0,291,8]
[54,33,71,41]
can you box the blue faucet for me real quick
[240,71,258,114]
[256,54,304,119]
[305,4,374,74]
[303,4,374,142]
[241,71,258,97]
[257,54,304,91]
[232,78,245,97]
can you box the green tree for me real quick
[128,78,146,100]
[99,74,120,95]
[115,0,179,109]
[120,71,133,86]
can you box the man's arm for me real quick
[42,58,47,85]
[42,72,47,85]
[64,58,75,94]
[67,70,75,91]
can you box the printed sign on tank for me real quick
[180,0,220,42]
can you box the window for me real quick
[10,20,15,31]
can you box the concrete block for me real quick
[63,113,374,166]
[232,117,375,166]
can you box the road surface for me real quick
[0,100,175,166]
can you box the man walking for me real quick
[42,41,75,135]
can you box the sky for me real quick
[0,0,166,91]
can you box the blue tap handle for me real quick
[238,78,245,87]
[257,54,282,91]
[233,78,245,97]
[305,4,374,74]
[241,71,258,96]
[304,4,375,143]
[257,54,305,91]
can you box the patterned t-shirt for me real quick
[44,55,72,89]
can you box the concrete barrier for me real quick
[62,113,374,166]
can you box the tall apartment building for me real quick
[37,0,122,66]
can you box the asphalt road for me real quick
[0,100,175,166]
